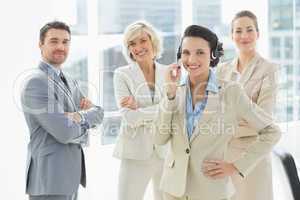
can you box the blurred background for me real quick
[1,0,299,199]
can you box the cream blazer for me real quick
[216,54,279,200]
[113,62,167,160]
[216,53,278,140]
[155,79,281,199]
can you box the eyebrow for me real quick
[182,48,207,52]
[49,37,70,42]
[235,26,254,30]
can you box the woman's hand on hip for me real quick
[202,159,239,179]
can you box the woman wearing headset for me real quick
[217,10,278,200]
[155,25,281,200]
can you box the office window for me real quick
[284,36,293,59]
[98,0,181,34]
[271,37,281,59]
[269,0,293,30]
[71,0,88,35]
[192,0,222,30]
[299,37,300,59]
[61,0,89,94]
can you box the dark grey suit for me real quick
[21,62,104,199]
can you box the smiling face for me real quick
[232,16,259,54]
[181,36,211,81]
[127,31,155,64]
[39,28,70,67]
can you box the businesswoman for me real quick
[113,21,167,200]
[217,10,278,200]
[155,25,281,200]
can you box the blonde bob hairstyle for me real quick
[122,21,163,63]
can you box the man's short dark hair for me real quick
[39,21,71,44]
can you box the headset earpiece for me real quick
[177,43,182,61]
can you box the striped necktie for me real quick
[59,72,70,92]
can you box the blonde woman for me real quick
[217,10,278,200]
[155,25,281,200]
[113,21,167,200]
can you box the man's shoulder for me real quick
[23,68,48,89]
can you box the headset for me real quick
[176,36,223,67]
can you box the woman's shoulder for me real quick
[115,64,132,73]
[257,55,279,73]
[216,59,235,76]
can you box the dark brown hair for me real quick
[177,25,224,67]
[39,21,71,44]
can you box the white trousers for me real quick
[118,152,164,200]
[163,192,228,200]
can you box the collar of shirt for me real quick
[185,69,219,96]
[41,60,61,77]
[185,69,219,138]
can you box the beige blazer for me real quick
[113,62,167,160]
[216,53,279,200]
[155,79,281,199]
[216,53,278,139]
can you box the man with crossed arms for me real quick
[21,21,104,200]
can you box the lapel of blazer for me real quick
[39,62,77,111]
[130,62,152,105]
[153,62,166,104]
[178,85,190,146]
[189,91,220,143]
[130,62,166,105]
[221,59,237,81]
[228,58,239,81]
[238,53,260,85]
[171,85,190,146]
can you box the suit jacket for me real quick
[216,53,278,140]
[113,62,167,160]
[216,53,279,200]
[154,78,281,199]
[21,62,104,195]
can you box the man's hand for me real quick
[65,112,82,123]
[80,98,92,110]
[202,159,239,179]
[120,96,138,110]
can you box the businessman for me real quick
[21,21,104,200]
